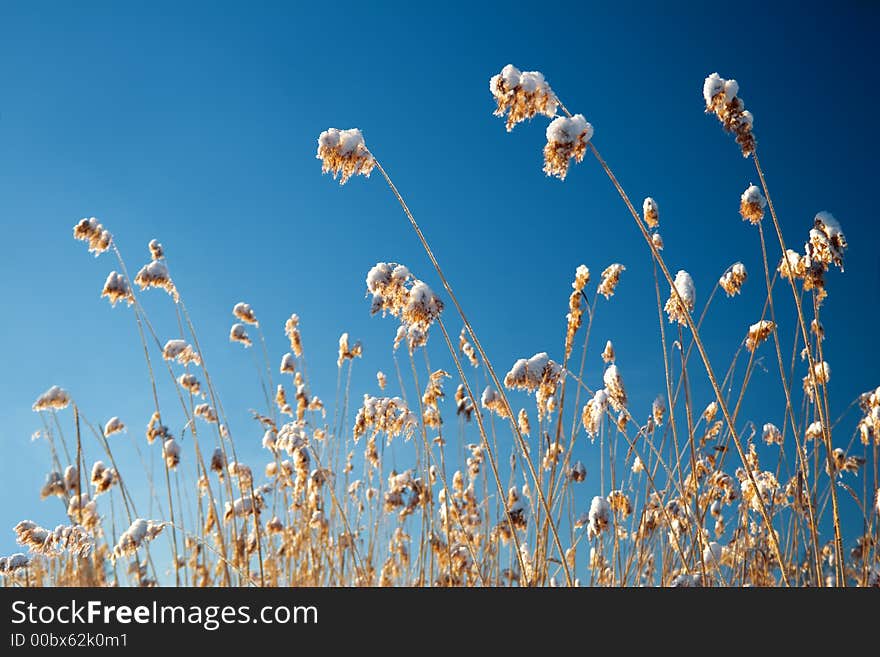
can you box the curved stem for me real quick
[372,156,572,586]
[588,141,790,586]
[752,151,845,585]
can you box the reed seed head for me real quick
[806,211,847,271]
[284,314,304,357]
[504,352,562,420]
[565,289,584,359]
[565,265,590,357]
[703,542,724,569]
[162,339,201,366]
[63,465,79,494]
[857,387,880,446]
[316,128,375,185]
[163,438,181,469]
[178,373,201,396]
[601,340,615,364]
[587,495,611,539]
[582,388,608,438]
[643,197,659,228]
[454,385,475,422]
[233,302,258,326]
[0,553,30,573]
[597,263,625,299]
[353,395,417,445]
[803,361,831,402]
[719,262,747,297]
[603,364,627,412]
[134,259,178,301]
[805,421,823,442]
[146,412,171,444]
[113,519,165,560]
[104,416,125,436]
[762,422,783,446]
[703,72,756,157]
[194,402,218,423]
[608,490,633,516]
[778,249,805,280]
[73,217,112,256]
[229,323,252,347]
[543,114,593,180]
[90,461,118,494]
[489,64,558,131]
[15,520,93,558]
[40,471,66,499]
[32,385,71,412]
[280,353,296,375]
[367,263,443,350]
[481,386,510,419]
[148,239,164,260]
[746,320,775,352]
[337,332,363,367]
[459,328,479,367]
[739,184,766,224]
[652,394,667,426]
[102,271,134,306]
[664,270,695,325]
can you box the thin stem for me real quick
[752,150,845,584]
[373,156,573,586]
[588,141,790,586]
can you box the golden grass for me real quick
[3,67,878,588]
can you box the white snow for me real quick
[815,211,843,239]
[672,270,696,309]
[703,73,725,105]
[703,541,723,567]
[603,364,622,390]
[317,127,366,155]
[233,302,255,321]
[366,262,393,294]
[546,114,592,144]
[481,386,500,407]
[136,259,170,282]
[750,319,774,334]
[280,353,296,373]
[762,422,782,443]
[518,70,546,93]
[32,385,71,411]
[104,417,125,436]
[741,184,766,207]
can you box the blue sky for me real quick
[1,1,877,567]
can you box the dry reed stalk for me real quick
[370,158,573,587]
[752,152,845,584]
[584,140,791,585]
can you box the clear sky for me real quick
[1,1,877,563]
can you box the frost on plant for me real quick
[543,114,593,180]
[739,184,766,224]
[489,64,558,131]
[366,262,443,351]
[664,270,696,325]
[719,262,747,297]
[316,128,375,185]
[703,72,756,157]
[73,217,112,256]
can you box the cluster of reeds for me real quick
[4,66,876,588]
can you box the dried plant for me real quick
[10,63,875,592]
